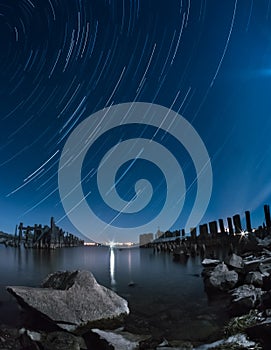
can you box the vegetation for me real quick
[224,310,263,337]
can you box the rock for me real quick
[265,309,271,317]
[164,341,193,349]
[18,329,88,350]
[225,253,244,270]
[201,267,213,280]
[7,270,129,332]
[0,328,23,350]
[42,270,78,289]
[262,291,271,309]
[202,258,221,267]
[259,261,271,277]
[245,271,263,287]
[0,327,41,350]
[91,328,150,350]
[194,333,261,350]
[230,284,263,316]
[82,330,115,349]
[128,281,136,287]
[156,348,184,350]
[42,331,87,350]
[157,338,169,347]
[256,236,271,247]
[205,263,238,292]
[262,248,271,256]
[246,317,271,349]
[156,347,191,350]
[136,335,163,350]
[169,319,220,343]
[244,259,261,274]
[19,328,41,342]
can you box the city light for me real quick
[109,241,115,248]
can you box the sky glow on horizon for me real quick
[1,1,271,242]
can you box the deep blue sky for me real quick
[1,0,271,243]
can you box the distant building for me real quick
[155,228,164,239]
[139,233,154,246]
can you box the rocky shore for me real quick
[2,234,271,349]
[200,235,271,350]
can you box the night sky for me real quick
[2,0,271,243]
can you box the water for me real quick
[0,245,229,343]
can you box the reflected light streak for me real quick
[128,249,132,276]
[110,246,116,287]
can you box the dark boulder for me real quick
[41,331,87,350]
[262,291,271,310]
[245,271,263,288]
[204,263,238,293]
[246,318,271,349]
[225,253,244,271]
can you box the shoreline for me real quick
[1,237,271,349]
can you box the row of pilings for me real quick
[148,204,271,255]
[5,217,84,249]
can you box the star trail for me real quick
[2,0,271,242]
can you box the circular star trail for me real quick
[1,0,271,241]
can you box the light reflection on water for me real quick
[109,246,116,288]
[0,245,229,340]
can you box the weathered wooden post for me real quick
[24,226,30,247]
[245,210,252,232]
[58,228,62,247]
[233,214,242,233]
[218,219,226,235]
[33,224,37,244]
[227,217,234,235]
[190,227,197,242]
[45,226,50,248]
[50,217,56,249]
[264,204,271,228]
[14,225,18,246]
[18,223,23,244]
[199,224,209,240]
[209,221,218,238]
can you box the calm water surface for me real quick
[0,245,229,342]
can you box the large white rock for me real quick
[7,270,129,332]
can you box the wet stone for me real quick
[7,270,129,332]
[41,331,87,350]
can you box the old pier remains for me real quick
[9,217,84,249]
[147,204,271,257]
